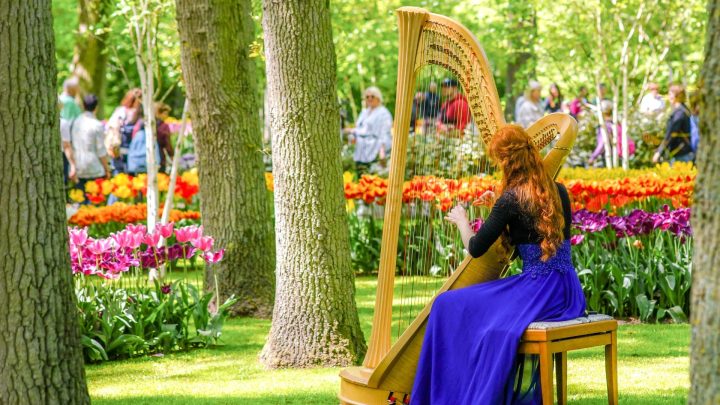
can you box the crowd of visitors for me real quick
[58,79,175,204]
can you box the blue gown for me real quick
[410,187,586,404]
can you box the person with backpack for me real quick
[61,94,110,204]
[126,108,161,176]
[105,88,142,174]
[653,85,693,164]
[689,91,700,162]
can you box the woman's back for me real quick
[468,182,571,259]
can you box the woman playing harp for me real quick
[410,125,586,404]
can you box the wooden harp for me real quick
[339,7,577,404]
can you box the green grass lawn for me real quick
[86,275,690,404]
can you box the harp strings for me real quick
[393,23,494,341]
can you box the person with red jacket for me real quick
[436,78,471,137]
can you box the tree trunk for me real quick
[502,2,537,121]
[0,2,90,404]
[260,0,367,367]
[689,1,720,403]
[72,0,111,117]
[176,0,276,317]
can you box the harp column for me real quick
[363,7,429,369]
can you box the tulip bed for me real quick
[71,164,696,323]
[69,224,234,363]
[344,163,696,322]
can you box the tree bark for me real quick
[689,1,720,403]
[260,0,366,367]
[0,1,90,404]
[502,2,537,121]
[72,0,112,117]
[176,0,276,317]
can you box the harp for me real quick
[339,7,577,404]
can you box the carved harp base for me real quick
[339,367,407,405]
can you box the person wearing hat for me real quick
[516,80,544,128]
[588,100,635,166]
[436,78,471,136]
[61,94,111,204]
[344,86,393,175]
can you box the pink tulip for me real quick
[157,222,174,239]
[126,224,147,235]
[112,230,143,250]
[191,236,214,252]
[87,238,113,256]
[203,249,224,264]
[176,225,202,243]
[174,226,193,243]
[143,231,162,248]
[68,227,88,247]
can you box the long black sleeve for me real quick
[467,184,572,259]
[468,193,514,258]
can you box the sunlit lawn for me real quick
[87,275,690,404]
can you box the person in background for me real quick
[516,80,544,128]
[423,82,441,120]
[105,88,142,174]
[654,84,693,164]
[588,100,635,166]
[544,83,563,113]
[61,94,110,204]
[436,78,471,136]
[155,102,175,173]
[569,86,588,118]
[639,83,665,115]
[689,91,700,160]
[59,76,82,120]
[126,107,161,176]
[344,86,393,175]
[410,91,425,134]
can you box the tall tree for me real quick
[501,0,538,120]
[176,0,275,317]
[0,1,90,403]
[73,0,113,116]
[260,0,366,367]
[689,0,720,402]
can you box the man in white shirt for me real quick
[62,94,110,203]
[516,80,544,128]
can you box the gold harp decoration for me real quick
[339,7,578,404]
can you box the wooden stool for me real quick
[518,315,618,405]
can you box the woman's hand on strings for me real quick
[445,205,469,227]
[472,190,495,207]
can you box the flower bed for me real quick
[70,170,200,205]
[70,223,234,363]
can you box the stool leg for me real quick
[605,330,618,405]
[539,343,554,405]
[555,352,567,405]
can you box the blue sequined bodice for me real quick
[517,240,573,278]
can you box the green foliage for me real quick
[76,278,237,363]
[53,0,706,121]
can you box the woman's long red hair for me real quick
[488,124,564,261]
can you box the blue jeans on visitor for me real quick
[671,152,694,165]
